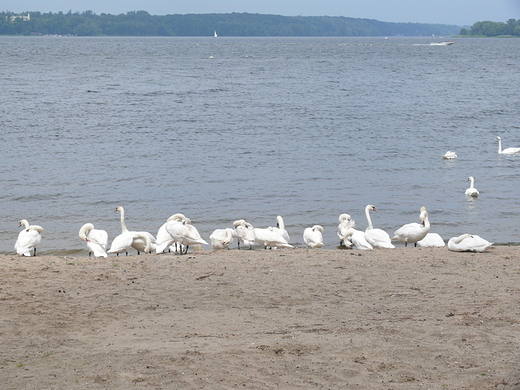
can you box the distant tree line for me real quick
[460,19,520,36]
[0,11,462,36]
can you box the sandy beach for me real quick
[1,246,520,389]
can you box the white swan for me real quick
[442,151,457,159]
[15,219,43,256]
[416,233,445,247]
[303,225,324,249]
[107,206,134,256]
[496,136,520,155]
[165,219,208,254]
[337,213,355,245]
[465,176,479,197]
[131,231,156,254]
[448,234,493,252]
[271,215,290,242]
[156,213,189,253]
[79,223,108,258]
[210,228,234,250]
[232,219,255,249]
[342,228,373,250]
[392,206,430,247]
[253,227,294,249]
[364,205,395,249]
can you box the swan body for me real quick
[337,214,355,245]
[210,228,234,250]
[165,220,208,254]
[442,151,457,159]
[156,213,188,253]
[416,233,445,247]
[108,206,155,255]
[496,136,520,155]
[364,205,395,249]
[392,207,430,247]
[15,219,43,256]
[303,225,324,249]
[271,215,290,242]
[107,231,133,255]
[253,227,294,249]
[232,219,255,249]
[342,228,373,250]
[79,223,108,257]
[131,231,156,254]
[465,176,479,197]
[448,234,493,252]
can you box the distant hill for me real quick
[0,11,463,37]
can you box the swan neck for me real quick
[119,209,128,232]
[365,206,373,230]
[498,138,502,153]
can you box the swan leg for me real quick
[33,248,37,256]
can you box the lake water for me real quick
[1,36,519,255]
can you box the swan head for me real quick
[312,225,324,233]
[18,219,30,228]
[366,205,378,212]
[466,176,474,182]
[338,214,352,223]
[167,213,187,222]
[115,206,124,212]
[495,136,501,141]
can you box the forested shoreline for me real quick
[1,11,462,36]
[2,11,518,37]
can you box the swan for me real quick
[496,136,520,155]
[156,213,189,254]
[364,205,395,249]
[253,227,294,249]
[416,233,445,247]
[108,206,155,255]
[131,231,156,254]
[303,225,324,249]
[232,219,255,249]
[465,176,479,197]
[165,219,208,254]
[15,219,43,256]
[342,228,373,250]
[79,223,108,257]
[271,215,290,242]
[442,151,457,159]
[210,228,234,250]
[337,213,355,245]
[448,234,493,252]
[392,206,430,247]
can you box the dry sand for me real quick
[1,246,520,389]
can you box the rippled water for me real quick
[1,36,519,255]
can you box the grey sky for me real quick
[3,0,519,26]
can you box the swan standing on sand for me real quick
[165,219,208,254]
[342,227,373,250]
[210,228,234,250]
[442,151,457,159]
[448,234,493,252]
[337,214,355,245]
[107,206,134,255]
[465,176,479,198]
[253,227,294,249]
[79,223,108,257]
[233,219,255,249]
[496,136,520,155]
[271,215,290,242]
[416,233,445,247]
[15,219,43,256]
[303,225,324,249]
[156,213,188,253]
[364,205,395,249]
[392,206,430,247]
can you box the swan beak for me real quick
[373,207,378,212]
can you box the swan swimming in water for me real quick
[342,227,373,250]
[416,233,445,247]
[496,136,520,155]
[448,234,493,252]
[210,228,234,250]
[303,225,324,249]
[442,151,457,159]
[465,176,479,198]
[79,223,108,257]
[392,206,430,247]
[15,219,43,256]
[233,219,255,249]
[363,205,394,249]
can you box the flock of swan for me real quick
[15,136,518,258]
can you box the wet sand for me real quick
[1,246,519,389]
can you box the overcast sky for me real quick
[3,0,519,26]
